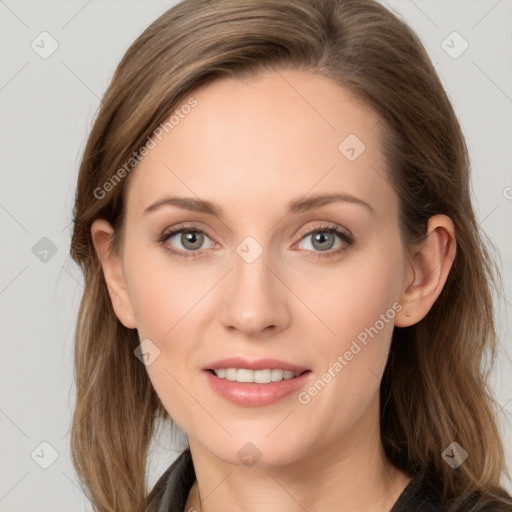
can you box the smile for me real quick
[203,358,312,406]
[209,368,302,383]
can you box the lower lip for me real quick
[204,370,312,407]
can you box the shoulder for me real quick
[391,470,512,512]
[146,449,196,512]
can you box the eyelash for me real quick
[156,222,354,261]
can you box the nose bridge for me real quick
[220,235,290,335]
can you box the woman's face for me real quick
[111,69,413,466]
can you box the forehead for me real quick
[126,68,394,220]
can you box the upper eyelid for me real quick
[161,223,216,242]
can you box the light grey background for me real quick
[0,0,511,510]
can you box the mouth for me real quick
[207,368,306,383]
[202,358,312,407]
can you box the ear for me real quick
[90,219,137,329]
[394,214,456,327]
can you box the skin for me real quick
[92,68,456,512]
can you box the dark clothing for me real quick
[146,448,512,512]
[147,449,196,512]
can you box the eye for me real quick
[157,224,215,260]
[295,223,354,260]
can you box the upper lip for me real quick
[203,358,310,373]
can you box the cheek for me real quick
[123,256,209,429]
[122,244,216,410]
[130,275,192,339]
[293,239,404,348]
[123,241,210,339]
[293,239,403,416]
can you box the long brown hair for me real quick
[69,1,512,511]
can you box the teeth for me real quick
[226,368,237,381]
[271,369,284,381]
[212,368,301,383]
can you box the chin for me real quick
[199,434,313,469]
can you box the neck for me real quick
[185,395,411,512]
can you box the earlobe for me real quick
[394,215,456,327]
[90,219,137,329]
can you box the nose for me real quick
[219,247,291,338]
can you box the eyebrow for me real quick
[143,192,374,217]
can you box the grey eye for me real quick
[168,230,210,251]
[299,230,343,252]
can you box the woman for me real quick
[69,0,512,511]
